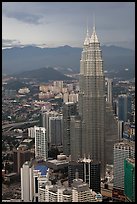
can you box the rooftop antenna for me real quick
[93,13,96,31]
[86,16,89,34]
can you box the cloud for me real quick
[2,2,46,25]
[2,2,135,49]
[2,39,49,49]
[3,11,43,25]
[2,39,21,48]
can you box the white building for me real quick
[21,161,34,202]
[38,172,102,202]
[39,181,72,202]
[69,93,78,103]
[33,165,48,202]
[53,81,63,91]
[18,87,30,94]
[118,120,124,140]
[72,178,97,202]
[113,141,135,190]
[28,127,35,138]
[34,126,48,161]
[63,92,69,103]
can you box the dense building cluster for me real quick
[2,25,135,202]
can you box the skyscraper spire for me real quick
[90,15,99,43]
[90,27,99,43]
[93,13,96,31]
[84,18,90,46]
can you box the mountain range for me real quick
[15,67,72,82]
[2,45,135,77]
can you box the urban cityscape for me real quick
[2,2,135,202]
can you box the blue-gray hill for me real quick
[2,45,135,76]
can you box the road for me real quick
[2,120,39,132]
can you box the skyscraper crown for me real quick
[90,26,99,43]
[84,28,90,46]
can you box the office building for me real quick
[68,159,101,193]
[69,92,78,103]
[49,115,63,146]
[118,120,124,140]
[53,80,63,90]
[38,174,101,202]
[63,102,77,156]
[118,94,132,122]
[113,141,135,192]
[70,116,82,161]
[105,102,119,164]
[39,180,72,202]
[124,158,135,202]
[113,99,118,116]
[72,177,97,202]
[34,126,48,161]
[13,147,31,175]
[21,161,34,202]
[79,25,106,177]
[68,161,84,187]
[40,111,58,145]
[45,154,69,171]
[33,164,48,202]
[82,157,101,193]
[28,127,35,138]
[63,92,69,103]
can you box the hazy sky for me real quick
[2,2,135,49]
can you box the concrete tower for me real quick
[63,102,77,156]
[34,126,48,161]
[79,25,106,177]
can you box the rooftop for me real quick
[34,165,48,176]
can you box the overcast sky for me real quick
[2,2,135,49]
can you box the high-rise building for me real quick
[33,164,48,202]
[37,168,102,202]
[118,120,124,140]
[79,26,106,177]
[68,161,84,187]
[28,127,35,138]
[118,94,132,122]
[124,158,135,202]
[70,116,82,161]
[63,92,69,103]
[113,141,135,192]
[34,126,48,161]
[82,158,101,193]
[53,81,63,90]
[21,161,34,202]
[40,110,58,145]
[69,92,78,103]
[49,115,63,146]
[105,102,119,164]
[72,177,97,202]
[63,102,77,156]
[68,159,101,193]
[13,147,31,175]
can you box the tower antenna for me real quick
[86,16,89,34]
[93,13,96,31]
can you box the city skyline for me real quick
[2,2,135,49]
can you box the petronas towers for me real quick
[63,24,118,178]
[79,26,106,176]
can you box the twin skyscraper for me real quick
[63,25,119,178]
